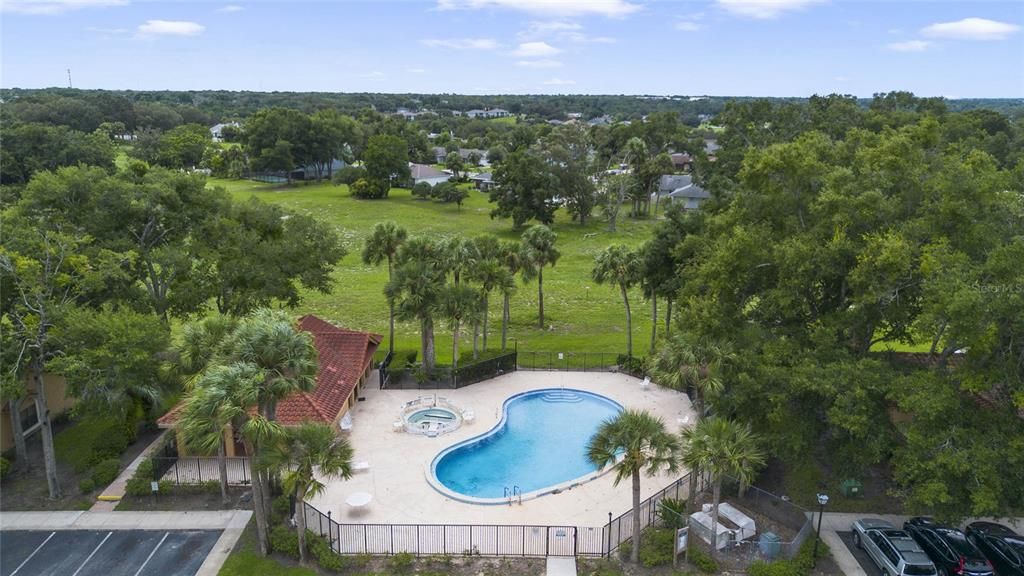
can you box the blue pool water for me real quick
[432,389,622,499]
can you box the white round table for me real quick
[346,492,373,508]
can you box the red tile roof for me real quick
[158,315,381,428]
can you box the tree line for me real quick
[0,163,346,498]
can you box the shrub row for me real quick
[748,536,830,576]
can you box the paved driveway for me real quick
[836,531,883,576]
[1,529,221,576]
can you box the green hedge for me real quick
[55,415,130,473]
[91,457,121,487]
[748,536,830,576]
[270,525,299,559]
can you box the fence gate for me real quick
[546,526,577,557]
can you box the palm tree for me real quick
[587,409,679,563]
[173,314,239,505]
[520,225,561,329]
[386,238,446,374]
[440,284,480,373]
[259,423,353,566]
[592,245,641,358]
[222,309,319,525]
[361,222,408,356]
[498,240,522,351]
[650,334,734,421]
[468,258,511,354]
[180,362,278,555]
[650,333,735,509]
[679,418,766,556]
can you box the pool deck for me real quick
[308,370,696,528]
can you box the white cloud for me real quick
[675,21,702,31]
[886,40,932,52]
[437,0,639,18]
[542,77,576,85]
[834,75,849,82]
[406,68,427,74]
[921,17,1020,41]
[716,0,823,19]
[511,41,561,57]
[360,71,385,79]
[2,0,126,15]
[137,19,205,36]
[519,20,614,43]
[422,37,500,50]
[516,59,563,68]
[216,4,244,13]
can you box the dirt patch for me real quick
[755,458,903,514]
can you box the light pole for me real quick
[813,493,829,568]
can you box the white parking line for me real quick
[71,531,113,576]
[132,532,170,576]
[10,531,56,575]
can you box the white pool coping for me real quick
[308,370,696,527]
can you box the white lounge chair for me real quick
[352,461,370,473]
[641,376,651,389]
[392,420,404,432]
[462,410,475,424]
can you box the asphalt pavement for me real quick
[1,529,221,576]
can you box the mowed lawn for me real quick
[213,177,661,361]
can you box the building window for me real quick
[20,401,41,434]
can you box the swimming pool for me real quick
[431,388,622,502]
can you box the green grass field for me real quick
[213,177,660,361]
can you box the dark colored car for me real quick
[904,517,994,576]
[966,522,1024,576]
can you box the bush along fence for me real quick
[517,351,646,379]
[383,349,518,390]
[300,471,706,559]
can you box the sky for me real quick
[1,0,1022,98]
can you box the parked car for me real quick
[853,518,939,576]
[965,522,1024,576]
[904,517,994,576]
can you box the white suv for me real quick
[853,518,938,576]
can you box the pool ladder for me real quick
[504,485,522,506]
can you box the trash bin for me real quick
[840,478,864,498]
[760,532,781,560]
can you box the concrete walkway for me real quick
[546,557,577,576]
[0,509,252,576]
[90,430,168,512]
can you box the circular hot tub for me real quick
[400,397,464,436]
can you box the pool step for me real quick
[540,391,583,403]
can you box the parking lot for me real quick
[837,530,882,576]
[1,529,221,576]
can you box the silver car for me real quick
[853,518,939,576]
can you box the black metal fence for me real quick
[301,472,701,559]
[517,351,623,372]
[303,503,605,557]
[378,350,393,389]
[606,471,706,556]
[151,456,252,486]
[452,350,517,388]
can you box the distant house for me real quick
[704,138,720,160]
[657,174,710,210]
[210,122,240,142]
[432,147,488,166]
[566,112,583,120]
[465,108,511,119]
[588,115,613,126]
[158,315,381,456]
[410,163,452,187]
[394,108,434,121]
[670,152,694,172]
[468,171,496,191]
